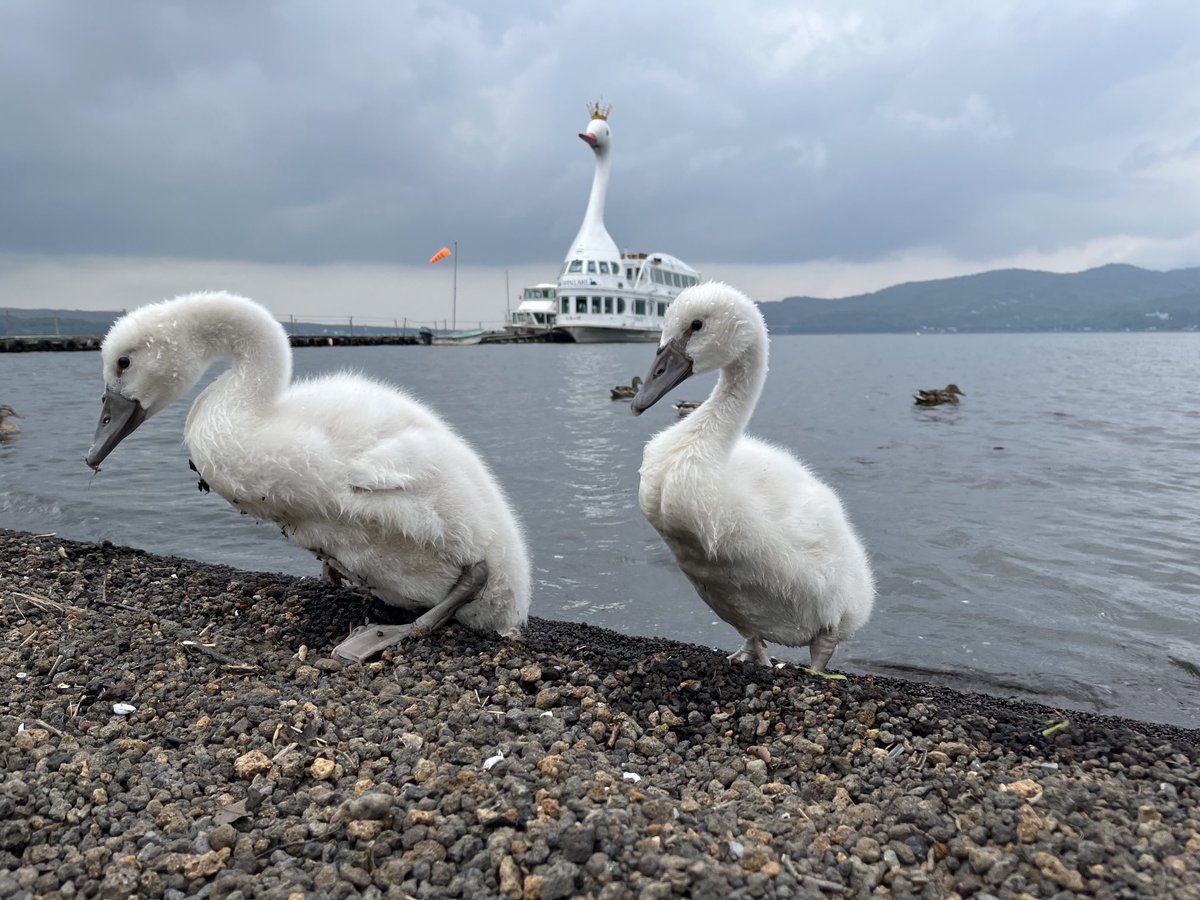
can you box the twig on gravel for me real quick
[257,824,343,859]
[781,855,848,894]
[11,590,66,614]
[180,640,261,673]
[607,722,620,748]
[34,718,65,737]
[45,654,64,683]
[92,595,159,618]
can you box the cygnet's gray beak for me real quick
[631,337,694,415]
[86,387,148,470]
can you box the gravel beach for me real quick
[2,528,1197,899]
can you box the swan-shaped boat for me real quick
[85,291,531,662]
[914,384,964,405]
[0,405,20,439]
[552,103,701,343]
[631,282,875,672]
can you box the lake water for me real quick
[1,333,1197,727]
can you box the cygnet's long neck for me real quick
[188,294,292,411]
[680,337,768,459]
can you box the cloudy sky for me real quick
[2,1,1198,326]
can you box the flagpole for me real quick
[452,240,458,331]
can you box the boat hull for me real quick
[555,325,661,343]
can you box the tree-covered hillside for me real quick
[760,264,1200,333]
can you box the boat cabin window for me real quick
[598,262,610,274]
[576,297,587,314]
[634,299,646,315]
[587,261,596,274]
[626,267,635,279]
[590,296,600,314]
[603,297,613,314]
[658,302,667,316]
[568,260,583,273]
[561,297,569,314]
[617,298,626,314]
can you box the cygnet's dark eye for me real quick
[117,356,131,371]
[690,319,703,332]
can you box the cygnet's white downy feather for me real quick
[631,282,874,671]
[86,291,531,652]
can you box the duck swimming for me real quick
[631,283,875,672]
[610,376,643,400]
[914,384,964,406]
[0,405,20,439]
[85,291,531,663]
[673,399,702,418]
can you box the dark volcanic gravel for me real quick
[2,528,1198,899]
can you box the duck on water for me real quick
[914,384,965,406]
[0,405,20,439]
[84,291,531,663]
[610,376,642,400]
[631,283,875,674]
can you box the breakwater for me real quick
[1,329,566,352]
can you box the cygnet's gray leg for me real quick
[332,562,489,664]
[803,629,846,680]
[727,637,772,666]
[321,562,344,586]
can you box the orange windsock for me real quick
[429,246,452,264]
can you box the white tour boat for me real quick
[553,103,700,343]
[505,283,558,334]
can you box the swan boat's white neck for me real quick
[568,135,618,259]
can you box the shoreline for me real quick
[2,528,1197,897]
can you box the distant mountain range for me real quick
[5,263,1200,337]
[759,263,1200,333]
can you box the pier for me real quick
[0,335,103,352]
[0,329,569,352]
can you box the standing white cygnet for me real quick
[631,282,874,672]
[85,291,531,662]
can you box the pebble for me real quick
[1,529,1198,898]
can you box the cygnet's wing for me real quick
[345,431,441,493]
[282,374,456,543]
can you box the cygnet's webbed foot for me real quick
[801,630,847,680]
[332,561,489,664]
[321,562,345,587]
[727,637,772,666]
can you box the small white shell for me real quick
[112,703,137,716]
[482,753,504,770]
[621,771,641,783]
